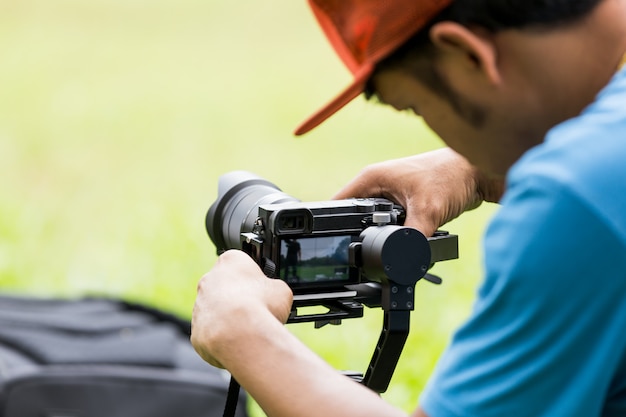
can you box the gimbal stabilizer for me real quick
[287,229,457,393]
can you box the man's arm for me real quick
[333,148,504,236]
[191,250,411,417]
[191,149,502,417]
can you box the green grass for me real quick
[0,0,498,414]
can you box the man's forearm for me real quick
[217,311,408,417]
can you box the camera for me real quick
[206,171,458,392]
[206,171,458,295]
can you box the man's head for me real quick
[298,0,626,175]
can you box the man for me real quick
[283,238,301,281]
[191,0,626,416]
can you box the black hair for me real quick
[432,0,603,31]
[365,0,604,99]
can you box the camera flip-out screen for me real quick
[279,235,354,287]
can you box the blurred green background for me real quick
[0,0,498,414]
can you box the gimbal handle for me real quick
[362,309,411,393]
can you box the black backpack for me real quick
[0,295,247,417]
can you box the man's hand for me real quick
[334,148,504,236]
[190,250,409,417]
[190,250,293,368]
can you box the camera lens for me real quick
[206,171,299,251]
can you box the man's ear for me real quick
[429,22,501,85]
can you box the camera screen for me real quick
[279,235,353,287]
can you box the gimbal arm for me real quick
[356,226,431,393]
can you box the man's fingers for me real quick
[403,211,438,237]
[266,279,294,324]
[332,179,379,200]
[332,163,391,200]
[217,249,256,268]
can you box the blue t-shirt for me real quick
[420,67,626,417]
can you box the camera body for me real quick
[243,198,401,291]
[206,171,458,297]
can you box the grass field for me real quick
[0,0,498,414]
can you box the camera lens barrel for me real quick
[206,171,299,251]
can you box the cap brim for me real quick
[294,63,374,136]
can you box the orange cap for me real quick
[295,0,453,136]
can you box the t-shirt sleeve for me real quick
[420,176,626,417]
